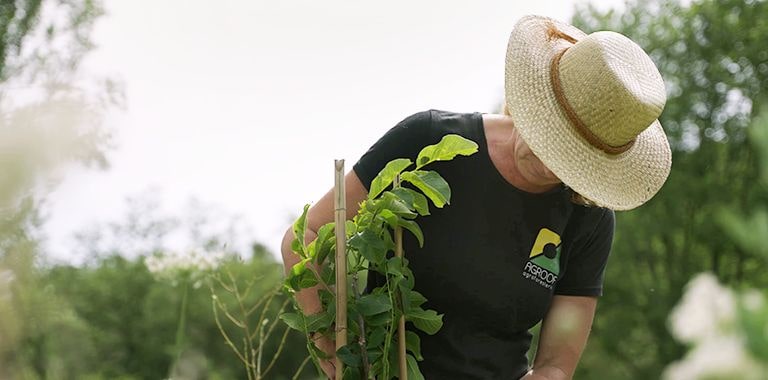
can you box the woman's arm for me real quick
[522,295,598,380]
[280,170,369,379]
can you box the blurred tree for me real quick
[0,0,44,81]
[0,0,117,243]
[22,194,311,379]
[0,2,126,377]
[42,241,311,379]
[569,0,768,378]
[720,109,768,259]
[1,0,107,86]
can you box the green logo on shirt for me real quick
[522,228,562,289]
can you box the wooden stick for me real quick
[334,160,348,380]
[394,175,407,380]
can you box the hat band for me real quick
[549,48,635,155]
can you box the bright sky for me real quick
[43,0,627,263]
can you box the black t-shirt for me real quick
[353,110,614,379]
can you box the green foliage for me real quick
[718,111,768,258]
[25,245,311,380]
[569,0,768,378]
[414,134,480,170]
[284,135,478,379]
[0,0,44,80]
[209,256,313,380]
[739,294,768,366]
[0,0,105,83]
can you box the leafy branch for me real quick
[282,134,478,379]
[210,267,309,380]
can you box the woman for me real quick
[281,15,671,379]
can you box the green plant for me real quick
[281,134,478,379]
[210,267,311,380]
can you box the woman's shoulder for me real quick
[411,109,484,137]
[569,204,615,236]
[423,109,482,124]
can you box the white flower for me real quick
[669,272,736,344]
[663,335,765,380]
[144,249,227,283]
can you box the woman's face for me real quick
[513,133,561,187]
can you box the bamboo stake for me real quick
[334,160,348,380]
[394,175,407,380]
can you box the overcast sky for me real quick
[43,0,628,263]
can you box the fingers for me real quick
[311,334,337,379]
[320,359,336,379]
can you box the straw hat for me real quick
[504,15,671,211]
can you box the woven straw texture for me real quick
[504,15,672,210]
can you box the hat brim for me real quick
[504,15,671,210]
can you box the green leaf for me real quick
[381,228,396,254]
[391,187,430,216]
[305,311,334,332]
[369,158,413,200]
[408,291,427,309]
[345,220,357,237]
[398,218,424,247]
[308,341,330,360]
[385,256,405,277]
[292,204,310,256]
[356,293,392,316]
[320,264,335,286]
[415,134,478,169]
[367,310,393,326]
[288,258,318,290]
[407,309,444,335]
[405,331,423,360]
[279,312,304,332]
[286,259,306,290]
[398,282,411,313]
[377,208,399,229]
[337,343,362,367]
[403,268,415,289]
[314,222,336,264]
[318,288,335,306]
[290,238,303,257]
[290,258,310,277]
[406,354,426,380]
[376,192,418,218]
[298,271,319,289]
[406,290,427,314]
[349,230,388,264]
[400,170,451,208]
[305,240,316,261]
[366,348,383,365]
[367,326,387,348]
[342,366,362,380]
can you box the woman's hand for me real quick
[312,333,337,379]
[520,368,566,380]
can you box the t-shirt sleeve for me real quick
[353,110,433,190]
[554,208,615,297]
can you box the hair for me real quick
[502,98,597,208]
[569,191,599,207]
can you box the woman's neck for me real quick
[483,114,561,194]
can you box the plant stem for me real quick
[351,272,370,379]
[334,159,348,380]
[394,175,407,380]
[292,355,313,380]
[229,271,258,379]
[169,279,190,379]
[257,319,265,379]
